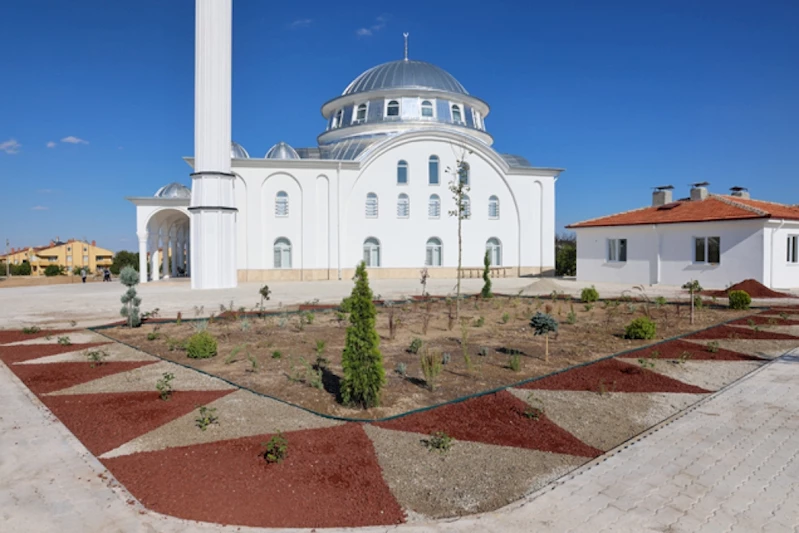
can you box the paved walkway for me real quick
[2,343,798,532]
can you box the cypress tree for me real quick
[481,250,493,298]
[341,261,385,408]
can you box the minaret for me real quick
[190,0,237,289]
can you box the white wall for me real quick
[766,220,799,289]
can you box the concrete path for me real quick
[2,344,798,532]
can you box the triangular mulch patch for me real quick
[7,361,156,396]
[0,329,76,345]
[101,424,405,528]
[0,343,109,365]
[373,390,601,458]
[685,324,799,341]
[520,358,711,394]
[730,316,799,326]
[41,390,234,456]
[620,339,764,361]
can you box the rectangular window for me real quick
[66,255,72,263]
[694,236,721,264]
[789,235,798,263]
[607,239,627,262]
[428,159,439,185]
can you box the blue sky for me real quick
[1,0,798,252]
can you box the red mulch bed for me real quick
[685,325,799,341]
[760,307,799,314]
[702,279,793,299]
[618,339,764,361]
[101,424,405,528]
[373,390,602,458]
[0,342,109,365]
[41,390,234,455]
[0,329,76,345]
[730,316,799,326]
[7,361,156,395]
[520,358,711,394]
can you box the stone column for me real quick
[137,232,148,284]
[170,228,178,278]
[176,230,184,276]
[151,246,159,281]
[161,233,169,280]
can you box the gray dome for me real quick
[265,141,300,160]
[343,59,468,96]
[154,182,191,199]
[231,141,249,159]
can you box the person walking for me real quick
[81,267,87,284]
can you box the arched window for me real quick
[459,162,470,186]
[451,104,462,123]
[428,155,439,185]
[397,193,410,218]
[488,195,499,219]
[486,237,502,266]
[333,109,343,128]
[386,100,400,117]
[397,160,408,185]
[426,237,443,266]
[274,238,292,269]
[363,237,381,267]
[365,192,378,218]
[355,103,367,123]
[421,100,434,117]
[275,191,289,217]
[428,194,441,218]
[461,194,471,219]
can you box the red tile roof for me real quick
[568,195,799,229]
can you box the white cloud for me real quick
[46,141,57,148]
[356,27,373,36]
[0,139,21,154]
[61,136,89,145]
[31,206,49,211]
[288,18,313,29]
[356,15,389,37]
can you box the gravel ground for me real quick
[620,359,764,391]
[683,339,799,359]
[362,424,585,519]
[47,360,235,396]
[16,342,156,365]
[506,388,706,451]
[5,331,109,346]
[101,389,341,458]
[751,324,799,337]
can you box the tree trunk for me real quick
[545,333,549,362]
[690,287,695,325]
[456,200,462,322]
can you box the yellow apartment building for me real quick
[0,239,114,276]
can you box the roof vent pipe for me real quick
[730,186,750,199]
[652,185,674,207]
[690,182,709,201]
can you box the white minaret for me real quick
[190,0,237,289]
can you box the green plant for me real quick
[296,315,305,332]
[408,337,424,354]
[119,266,142,328]
[706,341,720,353]
[22,326,41,334]
[195,405,218,431]
[262,432,288,464]
[146,331,160,341]
[246,352,259,373]
[530,312,559,362]
[186,331,218,359]
[479,346,490,357]
[654,296,667,308]
[85,349,109,367]
[314,340,329,368]
[567,311,577,325]
[779,312,789,320]
[583,303,594,312]
[555,233,576,276]
[225,345,245,365]
[304,312,315,325]
[474,316,485,327]
[693,295,704,310]
[638,357,656,370]
[259,285,271,311]
[501,312,510,324]
[481,250,493,298]
[176,312,182,326]
[420,347,443,391]
[441,352,451,365]
[192,319,208,332]
[624,317,657,340]
[44,264,65,277]
[271,350,282,359]
[580,286,599,303]
[767,317,778,326]
[682,280,703,325]
[57,336,71,346]
[334,311,347,327]
[679,351,693,365]
[156,372,175,400]
[523,393,544,420]
[422,431,454,453]
[239,317,251,332]
[395,362,407,377]
[166,337,186,352]
[728,290,751,310]
[509,352,522,372]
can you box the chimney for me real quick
[652,185,674,207]
[690,182,710,201]
[91,240,96,246]
[730,186,750,199]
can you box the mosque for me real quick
[129,0,561,289]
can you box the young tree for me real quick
[530,311,559,362]
[119,266,142,327]
[340,261,386,408]
[481,250,493,298]
[682,280,702,325]
[447,151,471,321]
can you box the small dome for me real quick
[231,141,249,159]
[154,182,191,199]
[343,59,468,96]
[265,141,300,160]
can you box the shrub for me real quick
[423,431,454,453]
[57,336,71,346]
[195,406,218,431]
[44,264,65,277]
[654,296,667,308]
[580,286,599,303]
[441,352,451,365]
[156,372,175,400]
[501,312,510,324]
[395,362,407,377]
[694,295,704,309]
[262,432,288,464]
[22,326,41,334]
[186,331,218,359]
[479,346,490,356]
[530,312,558,361]
[420,347,443,391]
[567,311,577,324]
[474,316,485,327]
[624,317,657,340]
[509,352,522,372]
[728,290,751,310]
[85,349,108,367]
[10,262,32,276]
[480,250,493,298]
[408,337,423,354]
[119,266,142,328]
[555,234,576,276]
[271,350,282,359]
[340,262,386,408]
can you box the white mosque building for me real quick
[129,0,561,288]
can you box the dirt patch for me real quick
[702,279,793,298]
[0,342,110,365]
[628,360,764,392]
[7,361,156,395]
[101,424,405,528]
[373,390,601,458]
[520,358,711,394]
[685,325,799,341]
[729,316,799,326]
[363,424,585,519]
[686,339,798,360]
[41,390,234,455]
[620,339,764,361]
[0,329,76,345]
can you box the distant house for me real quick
[568,184,799,290]
[0,239,114,276]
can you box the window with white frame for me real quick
[354,103,367,123]
[421,100,434,117]
[486,237,502,266]
[332,109,343,128]
[428,194,441,218]
[397,160,408,185]
[451,104,463,123]
[461,194,471,219]
[83,255,89,263]
[66,255,72,263]
[365,193,378,218]
[397,193,410,218]
[273,238,292,268]
[607,238,627,262]
[788,235,798,263]
[363,237,380,267]
[694,236,720,264]
[474,110,482,129]
[428,155,439,185]
[426,237,443,266]
[275,191,289,217]
[488,195,499,219]
[386,100,400,117]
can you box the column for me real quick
[176,231,184,276]
[186,238,191,276]
[137,231,148,284]
[170,229,178,278]
[161,234,169,280]
[151,247,159,281]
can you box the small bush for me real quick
[624,317,656,340]
[422,431,454,453]
[408,337,423,354]
[262,432,288,464]
[509,353,522,372]
[44,264,65,277]
[395,362,407,377]
[474,316,485,327]
[706,341,720,353]
[156,372,175,400]
[580,286,599,303]
[567,311,577,324]
[85,349,109,367]
[420,348,443,391]
[441,352,451,365]
[22,326,41,334]
[271,350,282,359]
[523,393,545,420]
[501,312,510,324]
[693,295,704,309]
[186,331,218,359]
[195,405,218,431]
[654,296,667,308]
[57,336,71,346]
[478,346,490,357]
[728,290,751,310]
[146,332,159,341]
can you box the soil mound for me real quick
[522,278,565,295]
[703,279,792,299]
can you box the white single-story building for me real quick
[568,184,799,290]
